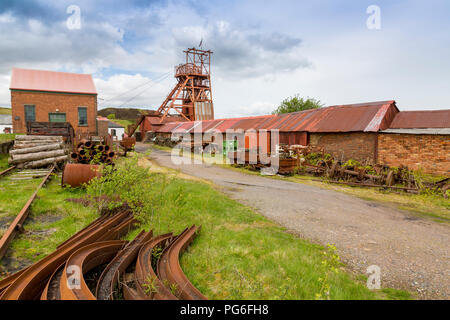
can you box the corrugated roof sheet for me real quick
[389,110,450,129]
[10,68,97,94]
[154,101,399,134]
[381,128,450,135]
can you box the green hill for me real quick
[98,107,156,120]
[0,107,11,115]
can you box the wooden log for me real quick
[15,135,63,141]
[9,149,66,164]
[14,140,63,148]
[22,156,67,169]
[9,143,63,155]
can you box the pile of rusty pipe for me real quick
[0,210,132,300]
[134,233,176,300]
[0,166,55,261]
[96,230,153,300]
[157,225,206,300]
[73,138,113,165]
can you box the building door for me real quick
[48,113,67,122]
[24,105,35,123]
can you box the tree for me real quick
[272,94,323,114]
[107,113,116,119]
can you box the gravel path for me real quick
[137,144,450,299]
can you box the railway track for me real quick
[0,165,16,179]
[0,165,55,261]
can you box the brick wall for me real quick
[11,90,97,135]
[378,133,450,175]
[309,132,377,163]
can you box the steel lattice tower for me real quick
[157,48,214,122]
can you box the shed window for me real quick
[24,105,35,122]
[48,113,66,122]
[78,107,88,126]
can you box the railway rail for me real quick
[0,165,55,261]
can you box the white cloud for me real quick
[95,73,175,110]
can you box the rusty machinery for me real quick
[127,47,214,140]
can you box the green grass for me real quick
[0,174,97,276]
[0,134,15,142]
[124,158,410,300]
[111,119,135,131]
[0,154,9,171]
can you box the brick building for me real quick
[148,100,449,175]
[10,68,98,135]
[379,110,450,175]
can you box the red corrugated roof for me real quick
[154,101,400,134]
[10,68,97,94]
[389,110,450,129]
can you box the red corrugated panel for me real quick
[229,115,273,131]
[389,110,450,129]
[283,101,397,132]
[157,122,184,133]
[10,68,97,94]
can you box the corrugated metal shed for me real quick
[10,68,97,95]
[154,100,399,134]
[388,110,450,129]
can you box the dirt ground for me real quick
[136,144,450,299]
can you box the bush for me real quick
[84,154,168,223]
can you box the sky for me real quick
[0,0,449,118]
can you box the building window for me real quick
[24,105,35,122]
[78,107,88,126]
[111,129,116,136]
[48,113,67,122]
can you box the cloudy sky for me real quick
[0,0,449,118]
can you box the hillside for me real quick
[98,107,156,120]
[0,107,12,115]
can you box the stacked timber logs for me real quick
[8,135,68,169]
[71,138,115,165]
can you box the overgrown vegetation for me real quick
[0,174,97,276]
[0,154,9,171]
[83,154,409,299]
[0,134,15,142]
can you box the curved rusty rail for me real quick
[59,240,127,300]
[96,230,153,300]
[0,165,55,261]
[0,165,16,178]
[134,233,176,300]
[0,210,132,300]
[157,225,206,300]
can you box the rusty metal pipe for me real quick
[62,164,101,188]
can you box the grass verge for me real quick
[0,173,97,276]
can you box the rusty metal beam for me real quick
[157,225,206,300]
